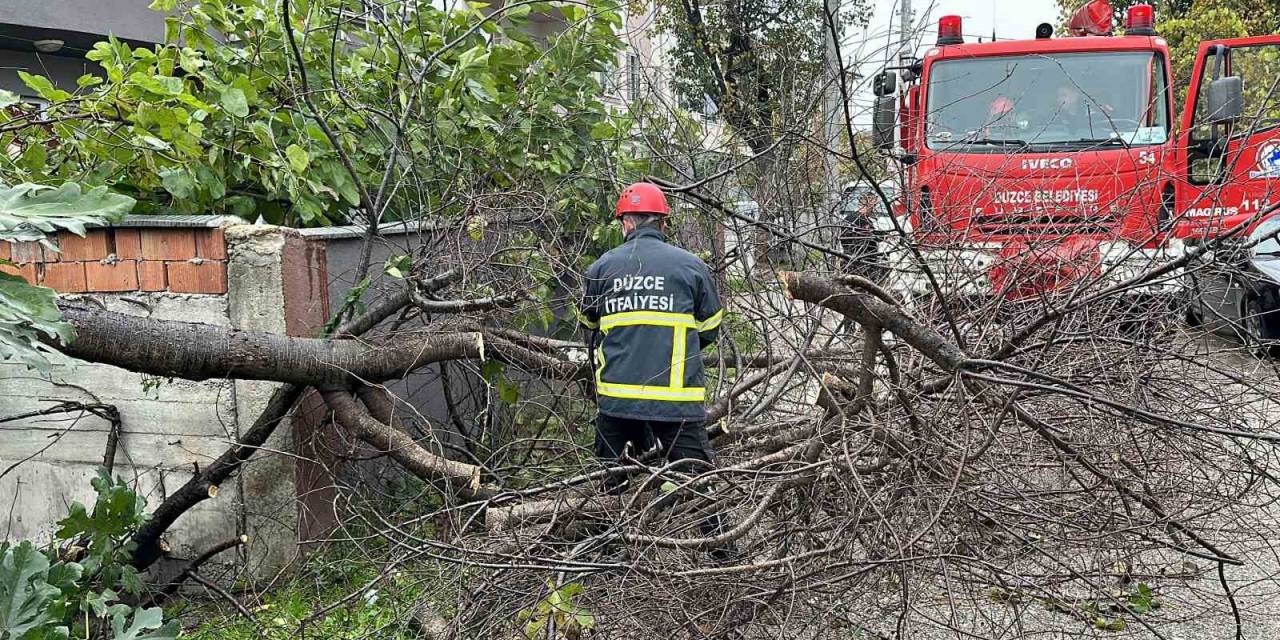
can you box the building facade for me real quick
[0,0,165,99]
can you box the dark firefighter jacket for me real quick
[580,226,723,422]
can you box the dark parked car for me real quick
[1184,216,1280,353]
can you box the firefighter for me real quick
[581,181,722,468]
[580,182,730,550]
[984,95,1027,138]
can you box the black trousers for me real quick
[594,414,715,469]
[594,413,730,544]
[591,412,727,542]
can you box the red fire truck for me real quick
[870,1,1181,301]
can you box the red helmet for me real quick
[989,96,1015,117]
[615,182,670,218]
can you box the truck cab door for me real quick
[1176,36,1280,240]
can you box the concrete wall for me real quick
[0,219,329,581]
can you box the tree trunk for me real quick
[58,304,484,387]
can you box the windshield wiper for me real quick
[961,138,1030,147]
[1065,137,1130,148]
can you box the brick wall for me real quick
[0,227,228,294]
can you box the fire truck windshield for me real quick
[925,51,1169,151]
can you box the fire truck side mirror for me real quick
[873,71,897,97]
[1207,76,1243,124]
[872,95,896,149]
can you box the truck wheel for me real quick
[1244,297,1275,358]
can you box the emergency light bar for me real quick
[1125,4,1156,36]
[1068,0,1113,36]
[937,15,964,46]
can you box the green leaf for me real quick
[158,168,194,200]
[135,74,183,96]
[138,136,171,151]
[76,74,103,89]
[285,144,310,173]
[147,0,177,10]
[466,215,487,241]
[194,165,225,200]
[0,274,72,370]
[0,183,133,243]
[0,90,17,108]
[481,359,505,384]
[384,254,411,279]
[223,195,256,219]
[109,607,178,640]
[506,3,532,19]
[589,120,615,140]
[18,143,46,173]
[17,72,70,102]
[0,541,59,638]
[498,377,521,405]
[220,87,248,118]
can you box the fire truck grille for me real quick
[968,212,1115,236]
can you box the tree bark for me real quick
[58,304,484,387]
[323,390,491,498]
[779,271,968,371]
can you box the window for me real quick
[627,52,641,102]
[597,55,622,98]
[1253,216,1280,256]
[925,51,1171,151]
[1191,43,1280,145]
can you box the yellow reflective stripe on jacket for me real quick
[599,311,696,331]
[697,310,723,332]
[597,382,706,401]
[594,311,704,402]
[670,326,687,388]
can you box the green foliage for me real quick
[182,550,428,640]
[649,0,870,154]
[383,255,412,280]
[0,183,134,370]
[1158,3,1249,102]
[0,183,135,243]
[516,581,595,640]
[0,272,74,371]
[321,277,372,337]
[481,359,522,406]
[1057,0,1273,96]
[56,472,149,596]
[0,470,177,640]
[1,0,626,228]
[0,542,63,639]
